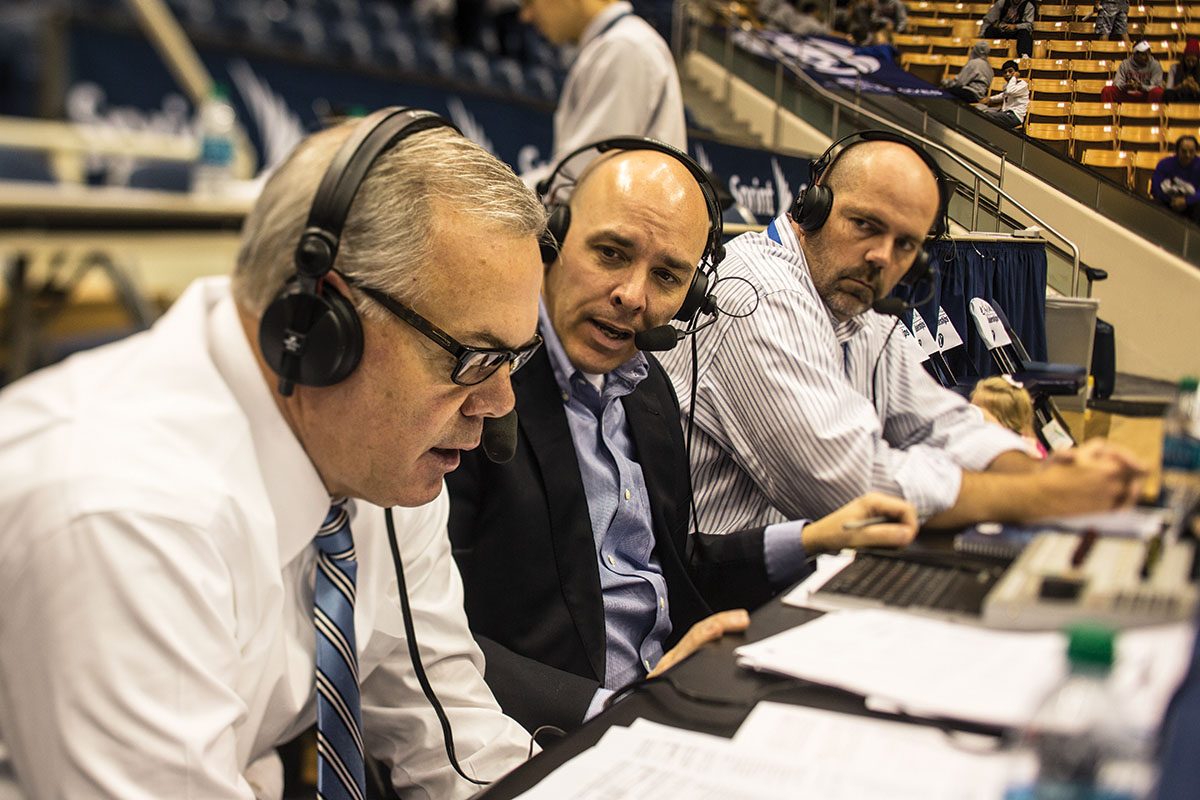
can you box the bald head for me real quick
[543,148,711,374]
[821,140,940,233]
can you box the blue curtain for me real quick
[893,239,1048,386]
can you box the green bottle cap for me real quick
[1180,376,1199,393]
[1065,622,1115,670]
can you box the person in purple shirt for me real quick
[445,143,918,734]
[1152,135,1200,222]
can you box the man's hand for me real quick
[1128,79,1145,92]
[648,609,750,677]
[1172,195,1188,212]
[802,492,920,554]
[1040,438,1148,514]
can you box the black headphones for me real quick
[792,129,950,290]
[258,107,461,396]
[535,136,725,323]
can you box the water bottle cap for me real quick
[1179,376,1199,393]
[1065,622,1115,669]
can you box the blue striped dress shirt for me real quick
[660,216,1024,534]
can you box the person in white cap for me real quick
[1102,40,1164,103]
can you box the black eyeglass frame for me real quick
[350,280,542,386]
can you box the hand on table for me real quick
[648,609,750,677]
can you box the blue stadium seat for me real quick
[378,29,419,72]
[329,19,376,64]
[492,58,528,96]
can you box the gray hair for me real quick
[232,118,546,321]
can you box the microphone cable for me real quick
[385,508,491,787]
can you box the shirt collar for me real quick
[207,288,334,566]
[538,299,648,403]
[578,1,633,49]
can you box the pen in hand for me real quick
[842,515,895,530]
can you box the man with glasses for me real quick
[445,148,919,734]
[0,116,543,798]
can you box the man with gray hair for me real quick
[0,109,545,799]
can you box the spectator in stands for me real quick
[760,0,832,37]
[519,0,685,189]
[1152,135,1200,221]
[942,40,994,103]
[1102,40,1165,103]
[658,134,1147,533]
[970,376,1045,459]
[1093,0,1130,42]
[1165,39,1200,103]
[870,0,908,34]
[980,59,1029,128]
[445,147,918,734]
[980,0,1035,59]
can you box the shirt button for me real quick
[624,489,631,500]
[561,392,569,403]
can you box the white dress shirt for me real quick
[534,2,686,187]
[0,277,530,799]
[659,217,1025,533]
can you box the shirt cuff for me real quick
[585,688,617,722]
[763,520,812,587]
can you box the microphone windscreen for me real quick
[481,409,518,463]
[633,325,681,352]
[872,297,910,317]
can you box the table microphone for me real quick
[481,409,518,463]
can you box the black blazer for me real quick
[446,346,775,733]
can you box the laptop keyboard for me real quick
[816,550,1008,615]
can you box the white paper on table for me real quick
[1034,507,1168,539]
[732,702,1008,800]
[734,608,1068,728]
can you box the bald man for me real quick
[446,147,918,733]
[660,135,1145,534]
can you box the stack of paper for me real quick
[513,706,1010,799]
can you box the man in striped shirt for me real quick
[660,136,1146,535]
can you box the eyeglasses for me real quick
[353,282,542,386]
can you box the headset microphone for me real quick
[481,409,518,463]
[634,313,720,352]
[872,297,913,316]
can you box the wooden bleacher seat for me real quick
[989,75,1009,93]
[1118,125,1167,152]
[1072,101,1118,125]
[1027,122,1074,155]
[1073,78,1114,103]
[1089,40,1131,59]
[1145,40,1174,58]
[1030,78,1074,102]
[938,3,974,20]
[930,35,971,55]
[1029,58,1071,80]
[1040,5,1075,22]
[1028,100,1072,124]
[911,16,956,36]
[894,34,933,55]
[1183,21,1200,37]
[1143,22,1185,40]
[1080,148,1134,187]
[1049,40,1090,60]
[1069,21,1098,40]
[1165,104,1200,128]
[901,52,949,84]
[1070,58,1118,80]
[1149,5,1187,23]
[1072,124,1119,158]
[945,54,969,71]
[1128,5,1150,23]
[985,38,1015,57]
[1075,5,1095,21]
[950,19,981,38]
[1118,103,1165,128]
[987,55,1010,70]
[909,1,937,14]
[1132,150,1169,198]
[1165,125,1200,145]
[1034,21,1071,40]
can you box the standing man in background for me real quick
[519,0,686,187]
[0,109,545,799]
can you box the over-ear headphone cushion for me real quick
[793,183,834,232]
[900,247,932,288]
[259,280,364,387]
[540,203,571,264]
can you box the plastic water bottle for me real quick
[192,84,236,196]
[1160,376,1200,539]
[1004,624,1156,800]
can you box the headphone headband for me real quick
[296,108,461,278]
[801,129,950,238]
[537,136,726,270]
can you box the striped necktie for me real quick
[314,500,366,800]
